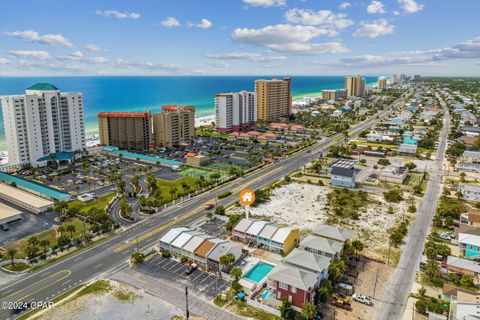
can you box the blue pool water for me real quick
[103,146,181,166]
[262,289,270,300]
[0,172,71,201]
[243,262,274,283]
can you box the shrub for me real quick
[384,189,403,202]
[217,191,232,199]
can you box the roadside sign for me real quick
[239,189,255,206]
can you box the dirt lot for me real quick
[229,182,413,260]
[335,258,394,320]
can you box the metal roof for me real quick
[27,83,59,91]
[313,224,353,243]
[268,264,318,291]
[284,248,331,273]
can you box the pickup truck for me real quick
[330,298,352,311]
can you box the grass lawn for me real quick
[2,262,29,272]
[156,176,202,202]
[0,218,91,261]
[68,192,115,214]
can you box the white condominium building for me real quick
[1,83,85,168]
[215,91,257,132]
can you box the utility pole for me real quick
[387,239,391,266]
[185,286,190,320]
[372,266,379,299]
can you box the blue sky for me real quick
[0,0,479,76]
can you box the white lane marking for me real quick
[94,263,104,269]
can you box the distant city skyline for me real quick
[0,0,479,76]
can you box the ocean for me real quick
[0,76,377,150]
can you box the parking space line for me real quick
[173,265,185,273]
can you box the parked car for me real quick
[330,299,352,311]
[204,203,215,210]
[419,261,426,271]
[352,293,373,306]
[185,264,198,275]
[1,224,9,231]
[439,231,454,240]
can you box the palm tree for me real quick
[27,236,39,249]
[425,260,439,279]
[7,247,17,267]
[66,224,76,239]
[230,267,242,281]
[26,246,37,261]
[40,239,50,257]
[352,240,365,257]
[53,201,68,221]
[57,225,65,236]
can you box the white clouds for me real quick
[285,9,353,29]
[85,44,103,52]
[208,61,230,68]
[204,52,287,62]
[0,58,9,65]
[85,56,108,64]
[339,2,351,10]
[10,50,51,60]
[95,10,140,20]
[399,0,424,13]
[353,19,395,38]
[232,24,348,55]
[243,0,286,7]
[159,17,181,28]
[196,19,212,29]
[367,1,386,14]
[70,51,84,58]
[5,30,73,47]
[113,59,204,75]
[393,10,401,16]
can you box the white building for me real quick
[215,91,257,132]
[460,184,480,202]
[1,83,85,168]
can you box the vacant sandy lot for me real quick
[229,182,413,260]
[37,280,184,320]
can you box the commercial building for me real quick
[98,112,151,151]
[379,166,409,184]
[0,202,22,225]
[152,105,195,148]
[255,78,292,123]
[0,183,53,214]
[321,90,337,101]
[378,76,387,90]
[215,91,257,132]
[344,75,366,97]
[1,83,85,168]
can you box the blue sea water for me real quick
[0,76,377,149]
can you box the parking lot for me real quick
[198,217,228,238]
[138,254,230,299]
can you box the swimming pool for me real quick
[243,262,274,283]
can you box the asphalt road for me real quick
[0,89,411,320]
[374,91,451,320]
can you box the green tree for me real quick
[40,239,50,257]
[352,240,364,256]
[230,267,242,281]
[405,162,417,170]
[7,246,17,266]
[418,286,426,298]
[53,200,68,221]
[279,298,293,319]
[300,302,317,320]
[460,275,475,288]
[28,236,39,249]
[415,299,428,315]
[425,260,439,279]
[66,224,76,239]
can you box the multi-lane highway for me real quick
[375,91,451,320]
[0,89,411,319]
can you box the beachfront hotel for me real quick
[378,76,388,90]
[255,78,292,123]
[215,90,257,133]
[98,105,195,151]
[1,83,85,169]
[152,105,195,148]
[98,111,152,152]
[344,75,366,97]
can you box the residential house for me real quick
[458,225,480,259]
[379,165,409,184]
[441,283,476,303]
[159,227,190,252]
[267,264,318,310]
[460,209,480,228]
[182,234,213,262]
[206,241,243,272]
[299,235,343,259]
[453,291,480,320]
[456,162,480,173]
[257,224,279,251]
[170,230,203,258]
[460,184,480,202]
[459,136,478,150]
[245,220,270,244]
[446,256,480,284]
[232,218,256,242]
[269,227,300,255]
[194,238,226,270]
[460,126,480,137]
[283,248,330,282]
[312,224,353,244]
[330,160,356,188]
[398,143,418,155]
